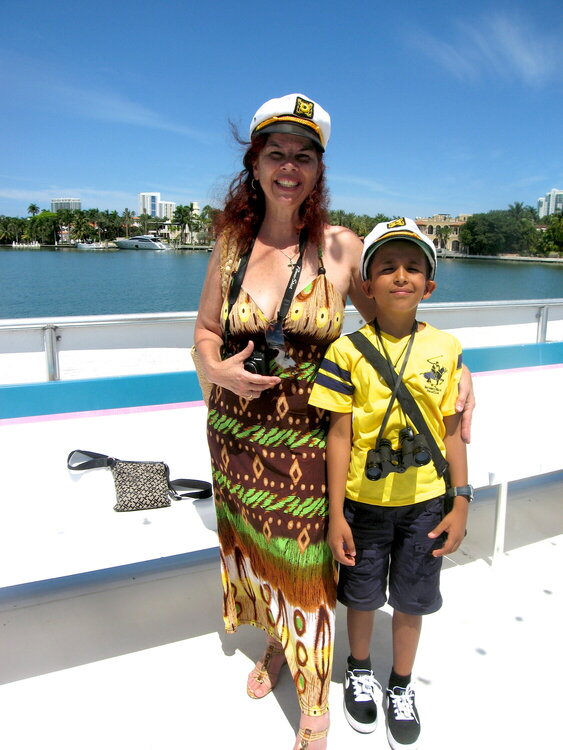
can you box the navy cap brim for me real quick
[253,122,325,151]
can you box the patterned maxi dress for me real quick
[207,253,345,716]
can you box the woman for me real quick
[194,93,474,749]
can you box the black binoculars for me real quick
[365,427,432,481]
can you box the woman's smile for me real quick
[253,133,320,206]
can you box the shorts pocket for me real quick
[413,536,445,578]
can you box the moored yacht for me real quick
[115,235,170,250]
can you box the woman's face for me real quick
[252,133,321,210]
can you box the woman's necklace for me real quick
[275,244,299,267]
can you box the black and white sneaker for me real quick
[343,668,381,733]
[386,683,421,749]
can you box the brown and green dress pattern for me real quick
[207,270,345,716]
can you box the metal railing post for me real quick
[43,326,60,381]
[536,305,548,343]
[491,478,508,564]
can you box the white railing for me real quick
[0,299,562,382]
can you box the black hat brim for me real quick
[255,121,324,151]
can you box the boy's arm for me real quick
[428,411,469,557]
[326,411,356,566]
[457,364,475,444]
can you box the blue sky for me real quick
[1,0,561,219]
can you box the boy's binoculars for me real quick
[364,427,432,481]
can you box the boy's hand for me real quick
[428,501,469,557]
[328,515,356,566]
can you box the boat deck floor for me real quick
[0,472,561,749]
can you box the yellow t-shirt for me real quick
[309,322,462,507]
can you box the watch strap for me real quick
[446,484,474,502]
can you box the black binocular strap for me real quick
[223,243,252,343]
[223,230,308,345]
[347,331,450,480]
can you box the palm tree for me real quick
[27,204,40,217]
[200,205,220,242]
[54,209,74,244]
[7,218,26,242]
[0,217,11,243]
[71,215,94,243]
[435,225,452,250]
[121,208,134,238]
[172,203,200,247]
[507,202,526,221]
[138,213,153,234]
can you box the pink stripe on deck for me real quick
[0,400,206,426]
[472,362,563,377]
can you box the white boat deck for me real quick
[1,302,562,748]
[0,389,561,749]
[0,475,561,749]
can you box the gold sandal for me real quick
[246,640,286,699]
[296,727,329,749]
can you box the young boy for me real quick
[309,218,471,750]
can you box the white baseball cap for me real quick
[249,93,331,151]
[360,217,437,280]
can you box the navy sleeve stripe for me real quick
[320,358,352,383]
[315,371,354,396]
[457,352,463,369]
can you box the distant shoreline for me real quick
[1,244,561,264]
[0,243,213,253]
[437,251,563,265]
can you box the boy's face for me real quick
[361,240,436,311]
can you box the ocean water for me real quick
[1,248,562,319]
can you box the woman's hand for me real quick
[456,364,476,444]
[209,341,280,399]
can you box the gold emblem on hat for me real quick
[294,97,314,120]
[388,218,407,228]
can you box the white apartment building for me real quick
[158,201,176,220]
[51,198,81,212]
[537,189,563,219]
[138,192,177,219]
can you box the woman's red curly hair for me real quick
[214,131,329,250]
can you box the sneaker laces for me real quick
[348,671,381,702]
[388,685,419,723]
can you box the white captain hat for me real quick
[249,93,331,151]
[360,217,437,280]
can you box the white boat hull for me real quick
[115,235,170,250]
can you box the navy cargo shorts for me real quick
[337,496,446,616]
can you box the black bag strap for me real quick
[347,331,450,479]
[223,230,308,343]
[168,478,212,500]
[67,449,114,470]
[67,450,213,501]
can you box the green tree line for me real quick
[1,202,561,255]
[459,203,562,257]
[329,203,562,257]
[0,205,218,246]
